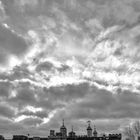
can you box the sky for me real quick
[0,0,140,138]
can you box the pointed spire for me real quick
[94,125,96,130]
[72,125,73,132]
[87,120,92,130]
[93,125,97,136]
[87,120,91,127]
[62,119,65,126]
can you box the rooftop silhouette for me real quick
[0,120,122,140]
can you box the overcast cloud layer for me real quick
[0,0,140,138]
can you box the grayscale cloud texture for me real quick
[0,0,140,138]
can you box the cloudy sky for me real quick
[1,0,140,138]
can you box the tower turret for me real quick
[69,126,76,138]
[93,125,98,137]
[87,121,92,137]
[60,119,67,137]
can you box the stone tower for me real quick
[93,125,98,137]
[60,119,67,137]
[87,121,92,137]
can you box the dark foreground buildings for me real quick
[0,135,4,140]
[12,136,48,140]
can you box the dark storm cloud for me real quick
[36,61,54,72]
[36,60,70,73]
[1,0,140,31]
[38,86,140,134]
[0,51,8,65]
[0,104,15,118]
[132,0,140,12]
[7,82,39,111]
[1,79,140,136]
[0,117,23,134]
[6,82,90,121]
[0,25,27,54]
[10,85,37,107]
[0,81,12,97]
[36,98,64,111]
[65,86,140,120]
[47,82,90,102]
[21,83,91,111]
[11,65,33,80]
[0,24,29,65]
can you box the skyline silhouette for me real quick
[0,119,122,140]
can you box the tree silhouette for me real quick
[123,120,140,140]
